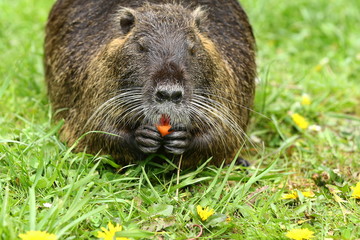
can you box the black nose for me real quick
[155,86,183,104]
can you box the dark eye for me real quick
[189,45,197,56]
[137,42,147,53]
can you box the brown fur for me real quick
[45,0,256,168]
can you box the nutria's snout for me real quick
[148,82,190,128]
[154,84,184,104]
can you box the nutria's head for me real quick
[94,4,220,129]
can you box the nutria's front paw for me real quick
[135,125,162,154]
[163,126,190,155]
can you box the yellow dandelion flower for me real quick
[281,191,298,200]
[19,231,57,240]
[285,228,315,240]
[196,205,215,221]
[281,190,314,200]
[301,191,315,198]
[314,64,323,72]
[300,94,311,106]
[97,222,130,240]
[351,182,360,199]
[291,113,309,129]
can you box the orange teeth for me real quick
[156,114,173,137]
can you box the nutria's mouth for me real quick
[142,100,191,127]
[158,114,171,125]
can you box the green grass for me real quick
[1,0,360,239]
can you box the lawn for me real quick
[1,0,359,239]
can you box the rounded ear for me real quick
[118,8,136,34]
[192,7,208,32]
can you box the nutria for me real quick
[44,0,256,168]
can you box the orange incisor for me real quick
[156,115,173,137]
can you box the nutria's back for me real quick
[45,0,256,168]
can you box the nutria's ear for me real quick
[192,7,208,32]
[118,8,136,34]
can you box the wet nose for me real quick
[155,86,183,104]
